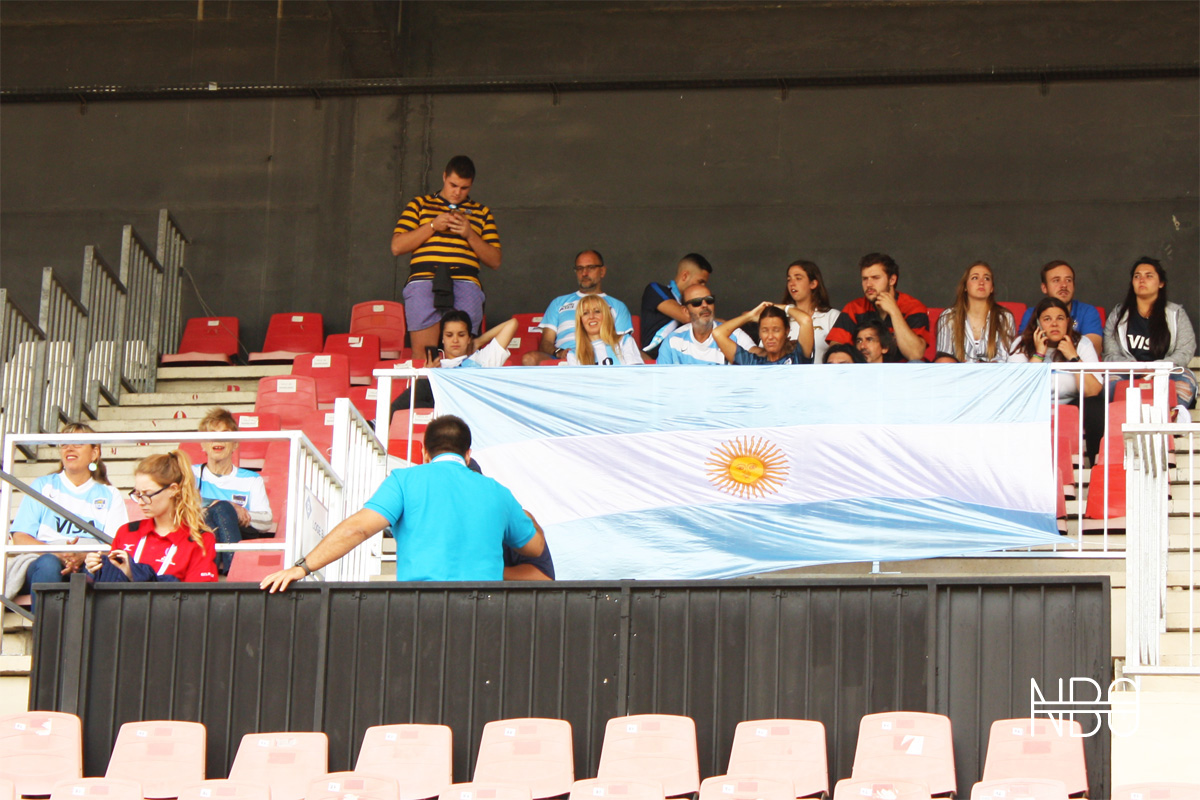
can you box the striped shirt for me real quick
[394,194,500,285]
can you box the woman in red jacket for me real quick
[85,451,218,582]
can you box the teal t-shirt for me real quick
[364,453,536,581]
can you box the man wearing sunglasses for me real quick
[522,249,634,365]
[656,284,754,365]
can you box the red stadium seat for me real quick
[249,313,324,363]
[0,778,13,800]
[105,720,206,799]
[299,410,336,461]
[726,719,828,799]
[355,724,453,800]
[234,411,282,469]
[699,777,793,800]
[0,711,83,796]
[348,386,380,422]
[981,718,1087,797]
[49,779,143,800]
[306,772,400,800]
[1111,379,1178,409]
[631,315,642,347]
[832,779,931,800]
[228,732,328,800]
[439,784,530,800]
[506,313,547,362]
[255,376,319,429]
[997,301,1026,327]
[178,781,272,800]
[970,778,1069,800]
[388,440,425,465]
[851,711,955,797]
[292,353,352,410]
[162,317,239,365]
[473,718,574,799]
[1094,304,1107,327]
[388,408,435,444]
[350,301,407,359]
[597,715,699,798]
[325,334,382,385]
[569,780,665,800]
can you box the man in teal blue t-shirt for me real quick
[260,415,545,592]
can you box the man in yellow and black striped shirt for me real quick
[391,155,501,355]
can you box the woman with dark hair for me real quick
[434,310,518,368]
[6,422,128,611]
[935,261,1015,363]
[715,302,814,365]
[823,343,866,364]
[1103,258,1197,410]
[85,451,218,582]
[777,260,840,363]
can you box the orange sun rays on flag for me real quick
[704,435,790,499]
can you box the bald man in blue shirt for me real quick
[261,415,545,591]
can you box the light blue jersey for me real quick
[541,292,633,350]
[657,324,755,365]
[11,472,128,545]
[195,464,274,529]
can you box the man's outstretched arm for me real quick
[260,508,390,593]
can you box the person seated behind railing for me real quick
[5,422,128,613]
[934,261,1016,363]
[566,294,644,365]
[713,302,814,365]
[195,408,274,575]
[390,311,520,414]
[1102,257,1197,416]
[1010,297,1104,462]
[822,343,866,364]
[85,452,217,583]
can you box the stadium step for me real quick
[108,391,257,407]
[96,403,255,421]
[84,418,203,432]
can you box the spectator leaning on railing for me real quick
[6,422,128,613]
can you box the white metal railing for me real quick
[0,289,46,451]
[80,245,127,415]
[0,209,187,455]
[328,397,389,580]
[1124,407,1198,675]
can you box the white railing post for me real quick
[328,398,388,581]
[0,289,47,457]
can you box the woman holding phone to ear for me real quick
[85,452,217,582]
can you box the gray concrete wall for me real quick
[2,1,1196,348]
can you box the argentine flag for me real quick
[428,364,1061,580]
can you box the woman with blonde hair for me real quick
[86,451,217,582]
[567,294,643,365]
[7,422,127,610]
[935,261,1015,362]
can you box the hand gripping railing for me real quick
[1123,393,1199,675]
[0,288,47,455]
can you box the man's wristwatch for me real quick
[294,557,314,576]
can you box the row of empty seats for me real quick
[3,710,1131,800]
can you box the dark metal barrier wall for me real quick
[31,575,1110,796]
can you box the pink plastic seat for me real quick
[1112,783,1200,800]
[568,780,665,800]
[851,712,955,797]
[0,711,83,796]
[292,354,352,410]
[0,778,14,800]
[255,376,319,430]
[324,334,382,385]
[348,386,380,423]
[177,780,273,800]
[970,778,1070,800]
[699,776,793,800]
[350,302,407,359]
[355,724,453,800]
[437,784,530,800]
[982,718,1087,797]
[305,773,399,800]
[299,410,335,461]
[105,720,207,799]
[833,779,931,800]
[50,779,145,800]
[924,308,944,361]
[596,715,699,798]
[250,313,324,363]
[163,317,240,365]
[234,412,283,470]
[473,718,573,799]
[228,732,328,800]
[388,408,435,445]
[727,719,828,799]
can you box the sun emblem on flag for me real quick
[705,436,789,499]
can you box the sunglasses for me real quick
[685,296,716,307]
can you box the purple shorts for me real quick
[402,280,485,333]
